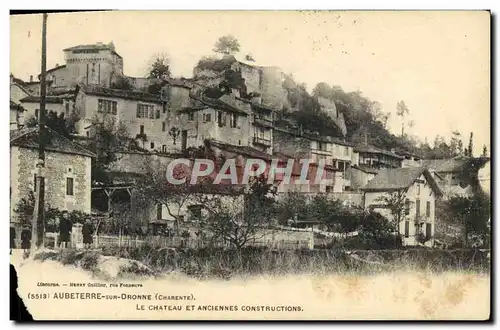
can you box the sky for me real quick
[10,11,491,155]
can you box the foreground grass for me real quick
[33,246,490,280]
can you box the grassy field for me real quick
[33,246,490,280]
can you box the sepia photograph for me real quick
[9,10,491,321]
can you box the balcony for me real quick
[253,136,272,147]
[311,148,330,156]
[252,114,273,128]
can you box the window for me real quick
[188,205,203,220]
[416,199,421,218]
[230,113,238,128]
[416,184,420,195]
[162,102,168,113]
[426,223,432,239]
[86,131,90,137]
[98,99,117,115]
[156,204,162,220]
[155,109,160,119]
[162,122,166,132]
[136,104,155,119]
[150,142,155,149]
[318,141,327,151]
[188,112,195,121]
[405,199,410,215]
[66,177,74,196]
[217,111,226,126]
[35,109,39,119]
[404,221,409,238]
[65,102,70,116]
[140,125,144,135]
[326,186,333,193]
[161,145,167,153]
[344,147,349,156]
[426,201,431,217]
[203,113,212,122]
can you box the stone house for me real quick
[19,88,76,125]
[193,53,286,111]
[349,165,379,191]
[398,150,423,168]
[10,127,96,227]
[354,145,404,169]
[10,74,32,103]
[273,128,354,192]
[177,92,252,150]
[10,101,25,130]
[361,167,442,247]
[422,157,490,200]
[40,42,124,89]
[73,85,172,152]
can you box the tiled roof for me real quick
[79,85,163,104]
[10,126,96,158]
[19,95,68,104]
[190,94,249,115]
[275,127,353,147]
[352,165,379,175]
[361,167,441,196]
[178,105,209,113]
[423,158,469,173]
[354,145,404,159]
[63,43,122,58]
[210,140,273,160]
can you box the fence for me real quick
[91,235,312,250]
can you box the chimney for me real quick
[55,63,59,68]
[30,75,33,82]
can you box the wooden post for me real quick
[30,13,48,255]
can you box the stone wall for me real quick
[10,146,92,223]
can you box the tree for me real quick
[450,131,463,157]
[198,175,277,249]
[213,35,241,55]
[375,190,410,247]
[443,193,490,248]
[396,100,410,136]
[482,145,488,157]
[83,114,131,184]
[468,132,474,157]
[25,110,76,140]
[147,53,171,79]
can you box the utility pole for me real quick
[31,13,48,254]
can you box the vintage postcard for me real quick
[9,10,491,321]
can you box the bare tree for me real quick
[196,175,277,249]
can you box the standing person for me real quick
[20,224,31,258]
[82,218,93,249]
[59,212,70,249]
[10,224,16,255]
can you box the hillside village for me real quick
[10,39,491,250]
